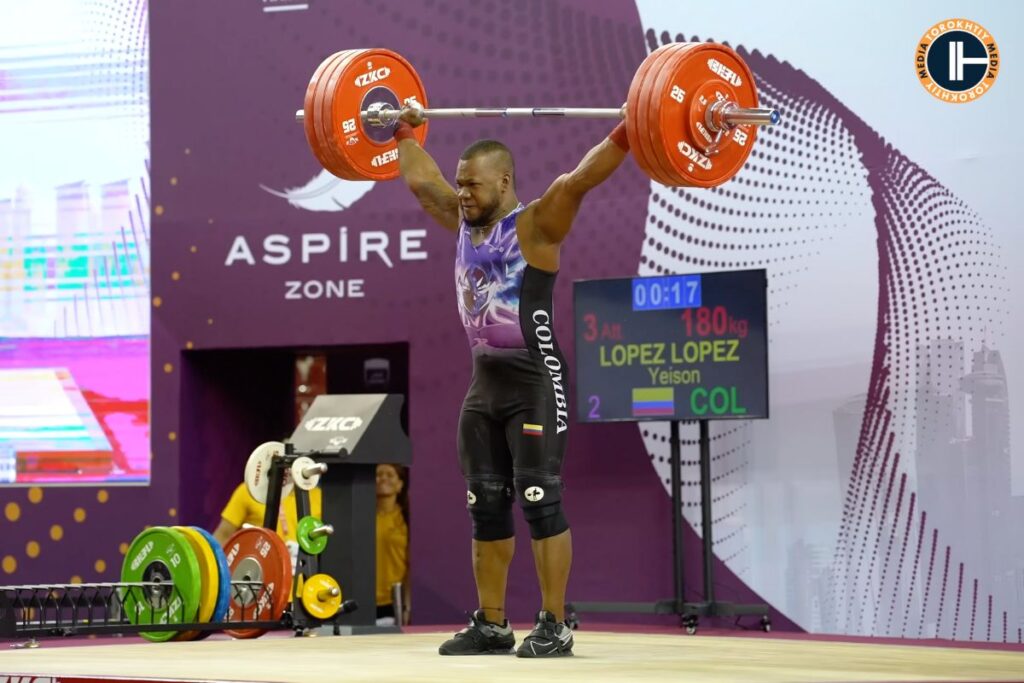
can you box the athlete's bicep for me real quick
[529,175,584,244]
[532,138,627,243]
[415,180,461,232]
[397,138,460,232]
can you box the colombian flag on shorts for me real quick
[522,423,544,437]
[632,387,675,416]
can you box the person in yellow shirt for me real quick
[376,463,409,625]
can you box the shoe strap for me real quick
[455,612,506,640]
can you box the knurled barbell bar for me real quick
[297,44,780,187]
[298,99,776,129]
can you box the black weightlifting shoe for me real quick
[515,610,574,658]
[438,609,515,655]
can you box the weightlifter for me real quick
[395,107,630,657]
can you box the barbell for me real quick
[298,43,780,187]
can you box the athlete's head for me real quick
[456,139,516,227]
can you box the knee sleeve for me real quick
[514,474,569,540]
[466,478,515,541]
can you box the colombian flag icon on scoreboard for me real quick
[632,388,675,416]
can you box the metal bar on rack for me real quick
[0,581,286,639]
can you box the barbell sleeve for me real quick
[722,107,780,127]
[318,587,340,601]
[301,462,328,478]
[309,524,334,539]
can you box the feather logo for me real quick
[259,170,375,212]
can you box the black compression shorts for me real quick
[457,347,569,479]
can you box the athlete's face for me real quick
[455,155,511,227]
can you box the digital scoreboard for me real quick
[573,269,769,422]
